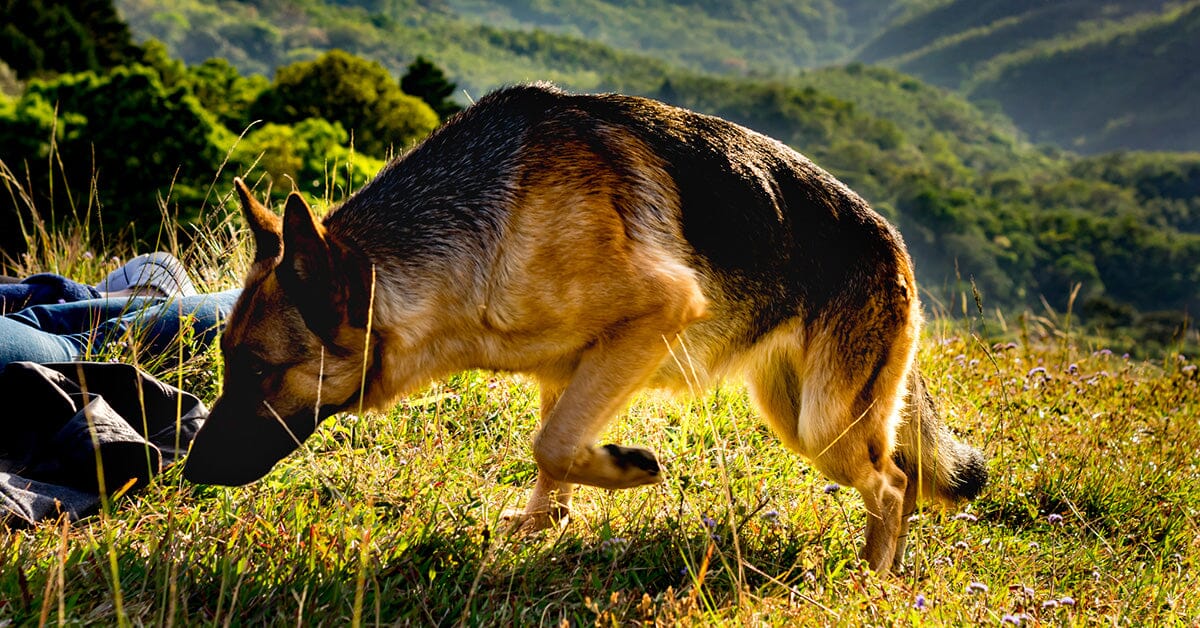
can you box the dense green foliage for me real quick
[250,50,438,158]
[401,55,463,121]
[0,64,232,248]
[0,43,437,254]
[0,0,141,79]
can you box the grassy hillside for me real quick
[115,0,676,94]
[855,0,1173,84]
[440,0,922,73]
[0,233,1198,624]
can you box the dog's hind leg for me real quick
[749,312,918,572]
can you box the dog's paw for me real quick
[601,444,664,486]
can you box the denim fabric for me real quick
[0,274,102,313]
[0,290,241,370]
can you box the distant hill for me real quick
[965,2,1200,153]
[856,0,1173,85]
[440,0,929,73]
[855,0,1200,153]
[115,0,1200,154]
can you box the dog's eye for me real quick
[245,357,267,378]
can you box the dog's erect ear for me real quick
[281,191,330,287]
[277,192,369,348]
[234,177,282,262]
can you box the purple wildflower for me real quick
[1001,614,1021,625]
[1041,600,1059,609]
[1027,366,1047,378]
[600,537,628,551]
[967,582,989,594]
[913,594,927,611]
[1047,513,1064,525]
[1059,596,1076,606]
[823,483,840,495]
[701,515,717,529]
[953,512,978,522]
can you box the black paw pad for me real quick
[602,444,659,475]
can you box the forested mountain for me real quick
[965,2,1200,154]
[440,0,929,73]
[857,0,1200,154]
[3,0,1197,350]
[114,0,1200,156]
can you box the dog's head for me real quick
[184,179,377,485]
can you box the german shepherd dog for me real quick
[183,83,986,572]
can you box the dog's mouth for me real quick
[183,397,327,486]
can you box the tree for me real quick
[231,118,384,202]
[250,50,438,158]
[181,57,269,133]
[0,66,233,253]
[0,0,140,79]
[400,56,462,121]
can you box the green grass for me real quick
[1,233,1197,624]
[1,159,1197,624]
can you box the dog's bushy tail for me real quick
[893,369,988,503]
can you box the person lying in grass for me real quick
[0,253,239,370]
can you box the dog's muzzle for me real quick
[183,396,318,486]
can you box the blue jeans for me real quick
[0,273,102,313]
[0,290,242,370]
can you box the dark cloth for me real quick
[0,361,206,526]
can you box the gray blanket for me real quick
[0,361,206,526]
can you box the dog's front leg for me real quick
[529,313,681,493]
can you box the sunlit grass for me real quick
[2,267,1197,624]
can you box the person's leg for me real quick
[1,290,241,369]
[0,316,82,368]
[116,290,241,357]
